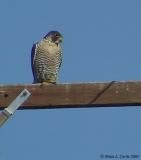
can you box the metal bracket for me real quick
[0,89,31,127]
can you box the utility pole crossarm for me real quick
[0,81,141,110]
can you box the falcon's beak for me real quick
[55,36,63,44]
[58,36,63,43]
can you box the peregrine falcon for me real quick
[31,31,63,84]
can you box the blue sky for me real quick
[0,0,141,159]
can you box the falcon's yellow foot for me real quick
[40,81,56,87]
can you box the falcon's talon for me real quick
[41,82,55,86]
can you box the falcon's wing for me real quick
[31,43,37,83]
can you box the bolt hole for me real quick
[4,93,8,98]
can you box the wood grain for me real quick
[0,81,141,110]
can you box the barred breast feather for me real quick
[31,40,62,83]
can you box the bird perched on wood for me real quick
[31,31,63,84]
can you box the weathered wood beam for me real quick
[0,81,141,110]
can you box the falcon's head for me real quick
[44,31,63,45]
